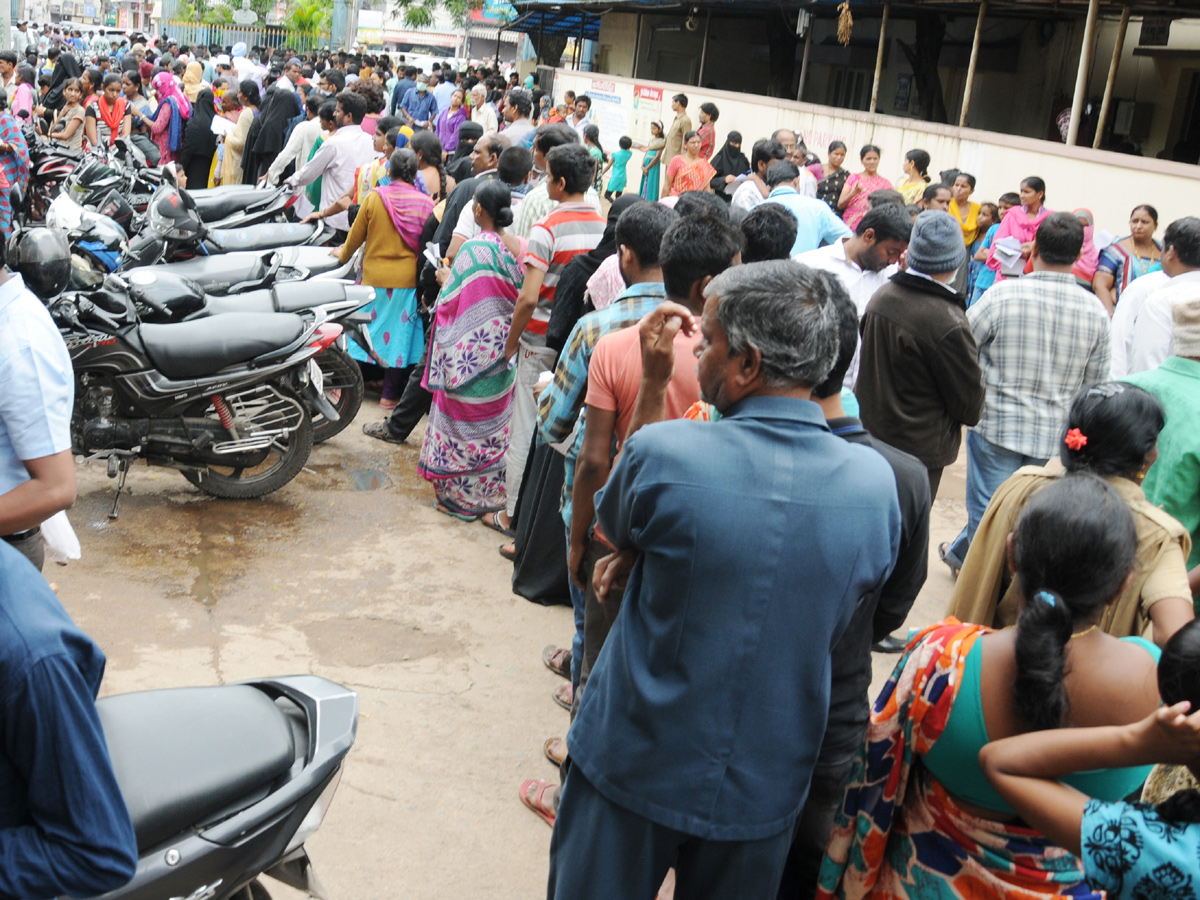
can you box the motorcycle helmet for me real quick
[10,227,72,300]
[146,185,203,242]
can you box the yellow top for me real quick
[949,198,982,247]
[339,190,419,288]
[947,459,1193,641]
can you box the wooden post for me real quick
[1093,6,1130,149]
[959,0,987,127]
[797,20,813,102]
[697,8,712,86]
[1066,0,1099,146]
[869,4,890,114]
[576,12,585,71]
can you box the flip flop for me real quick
[480,511,515,537]
[362,421,407,445]
[544,737,567,766]
[519,778,557,827]
[432,501,479,522]
[938,542,961,578]
[552,681,573,711]
[498,543,516,562]
[542,644,571,679]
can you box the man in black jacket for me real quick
[856,210,986,501]
[776,285,931,900]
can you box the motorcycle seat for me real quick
[207,223,319,254]
[189,185,276,222]
[139,312,305,379]
[138,253,270,293]
[98,685,296,852]
[272,280,350,312]
[203,290,277,316]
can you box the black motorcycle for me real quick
[94,675,357,900]
[48,271,338,513]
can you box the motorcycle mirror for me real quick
[17,109,29,120]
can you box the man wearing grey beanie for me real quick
[857,210,986,502]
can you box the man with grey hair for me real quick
[470,82,498,136]
[547,259,902,899]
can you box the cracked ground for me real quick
[53,405,962,900]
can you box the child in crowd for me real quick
[965,201,998,305]
[604,135,632,202]
[968,191,1019,306]
[582,123,606,195]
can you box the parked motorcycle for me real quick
[15,228,338,513]
[94,674,357,900]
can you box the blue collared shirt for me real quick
[568,396,901,841]
[535,282,667,527]
[0,274,74,497]
[399,88,438,128]
[0,542,138,898]
[765,185,853,255]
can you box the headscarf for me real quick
[375,178,435,253]
[1072,207,1101,283]
[179,88,217,161]
[152,70,191,152]
[139,60,153,82]
[709,130,748,179]
[232,41,248,59]
[182,61,204,102]
[44,51,81,111]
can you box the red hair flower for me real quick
[1064,428,1088,451]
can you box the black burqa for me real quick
[708,130,749,199]
[245,83,300,183]
[510,194,643,608]
[44,52,81,114]
[178,89,217,191]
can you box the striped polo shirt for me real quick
[524,201,606,344]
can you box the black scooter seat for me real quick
[98,685,296,852]
[189,185,276,222]
[207,223,319,253]
[204,281,350,317]
[139,312,305,379]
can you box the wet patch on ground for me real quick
[303,616,463,667]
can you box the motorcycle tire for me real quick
[312,345,365,444]
[182,386,314,500]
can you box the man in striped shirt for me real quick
[502,144,606,525]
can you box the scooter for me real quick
[94,675,357,900]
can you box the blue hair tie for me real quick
[1034,590,1057,608]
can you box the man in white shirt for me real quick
[796,203,910,387]
[1109,269,1169,378]
[470,83,497,136]
[1128,217,1200,373]
[285,91,375,236]
[0,52,16,93]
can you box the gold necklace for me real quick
[1071,623,1098,639]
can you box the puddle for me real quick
[348,467,388,491]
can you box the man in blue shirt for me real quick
[389,65,416,116]
[547,260,901,898]
[0,269,76,571]
[0,541,138,898]
[398,75,438,130]
[763,159,852,256]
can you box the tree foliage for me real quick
[391,0,484,29]
[289,0,333,36]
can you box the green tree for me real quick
[289,0,332,35]
[391,0,485,29]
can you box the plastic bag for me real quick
[41,510,81,563]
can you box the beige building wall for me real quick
[551,66,1200,236]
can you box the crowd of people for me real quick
[334,78,1200,900]
[2,32,1200,900]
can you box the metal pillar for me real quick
[632,12,642,78]
[330,0,348,51]
[576,13,585,70]
[869,4,890,114]
[697,8,712,86]
[959,1,987,127]
[1066,0,1099,146]
[797,22,813,102]
[1093,6,1131,149]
